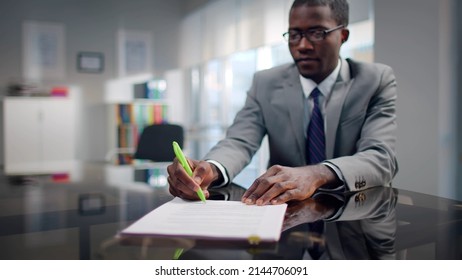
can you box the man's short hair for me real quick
[291,0,349,26]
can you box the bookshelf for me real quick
[114,101,169,164]
[106,77,170,164]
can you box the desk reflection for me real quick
[168,186,398,260]
[281,186,397,260]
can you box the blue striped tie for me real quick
[306,88,326,259]
[306,88,326,164]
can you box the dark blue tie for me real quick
[305,88,326,259]
[306,88,325,164]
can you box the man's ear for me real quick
[341,28,350,43]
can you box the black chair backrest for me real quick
[134,124,184,162]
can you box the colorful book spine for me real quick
[114,79,169,165]
[162,105,168,123]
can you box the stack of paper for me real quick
[121,197,287,243]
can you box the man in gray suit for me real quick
[167,0,398,205]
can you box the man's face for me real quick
[288,5,348,83]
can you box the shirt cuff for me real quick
[205,159,229,188]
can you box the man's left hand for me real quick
[241,164,337,205]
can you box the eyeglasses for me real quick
[282,25,344,44]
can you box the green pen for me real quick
[173,248,184,260]
[172,141,206,203]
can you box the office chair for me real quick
[134,123,184,162]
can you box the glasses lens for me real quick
[309,30,325,41]
[286,32,301,43]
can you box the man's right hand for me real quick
[167,159,221,201]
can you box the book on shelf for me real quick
[117,153,134,165]
[117,124,138,150]
[134,79,167,100]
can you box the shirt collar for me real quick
[299,59,342,99]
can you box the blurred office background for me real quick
[0,0,460,200]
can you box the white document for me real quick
[121,197,287,242]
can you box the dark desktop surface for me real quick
[0,162,461,260]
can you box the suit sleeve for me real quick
[326,65,398,191]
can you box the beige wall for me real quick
[375,0,458,199]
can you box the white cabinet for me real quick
[3,96,76,174]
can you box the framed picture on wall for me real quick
[77,52,104,73]
[22,21,66,81]
[117,29,152,77]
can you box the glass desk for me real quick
[0,163,461,260]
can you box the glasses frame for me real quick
[282,25,344,44]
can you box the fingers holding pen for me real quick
[167,158,201,200]
[191,161,210,186]
[167,158,211,200]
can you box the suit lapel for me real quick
[283,66,306,160]
[325,59,353,159]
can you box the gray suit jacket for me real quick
[205,58,398,191]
